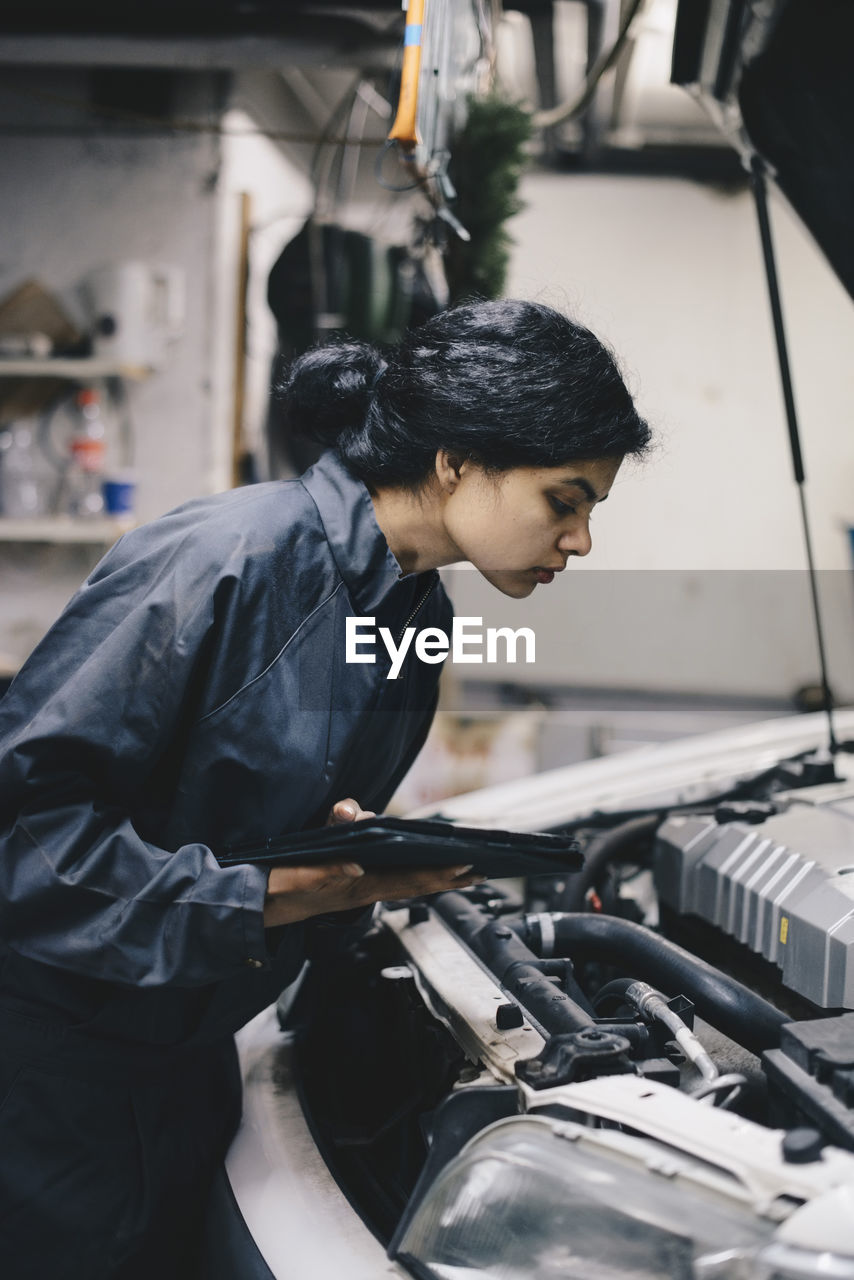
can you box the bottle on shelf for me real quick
[0,423,51,518]
[65,387,107,519]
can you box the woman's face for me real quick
[440,456,623,598]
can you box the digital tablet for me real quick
[215,815,583,880]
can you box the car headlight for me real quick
[395,1115,854,1280]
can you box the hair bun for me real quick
[280,341,385,445]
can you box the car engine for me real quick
[283,742,854,1278]
[655,787,854,1010]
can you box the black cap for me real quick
[781,1127,825,1164]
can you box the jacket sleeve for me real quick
[0,536,270,989]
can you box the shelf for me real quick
[0,516,132,544]
[0,358,151,380]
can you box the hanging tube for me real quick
[388,0,426,150]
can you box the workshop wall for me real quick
[506,170,854,574]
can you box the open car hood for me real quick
[672,0,854,301]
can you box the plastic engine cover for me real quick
[654,792,854,1009]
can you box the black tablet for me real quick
[215,815,582,880]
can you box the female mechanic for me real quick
[0,298,650,1278]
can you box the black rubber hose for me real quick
[517,912,788,1056]
[592,976,645,1015]
[433,893,596,1037]
[563,813,662,912]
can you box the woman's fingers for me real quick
[263,860,484,927]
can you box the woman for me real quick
[0,299,649,1277]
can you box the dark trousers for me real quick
[0,1011,242,1280]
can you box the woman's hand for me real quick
[324,797,376,826]
[263,860,484,927]
[262,796,484,928]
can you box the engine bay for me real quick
[285,744,854,1275]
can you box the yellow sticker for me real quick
[780,916,789,945]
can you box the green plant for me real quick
[444,96,533,303]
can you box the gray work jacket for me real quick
[0,450,452,1047]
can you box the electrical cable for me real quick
[310,74,365,217]
[532,0,646,130]
[470,0,499,84]
[374,139,429,192]
[561,813,660,912]
[337,83,373,211]
[692,1072,748,1110]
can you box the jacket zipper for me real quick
[394,574,437,678]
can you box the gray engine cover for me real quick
[654,790,854,1009]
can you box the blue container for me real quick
[102,475,136,517]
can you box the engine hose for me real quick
[596,977,718,1082]
[563,813,662,912]
[433,893,597,1037]
[517,912,788,1056]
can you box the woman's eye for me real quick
[549,496,577,517]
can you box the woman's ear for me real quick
[435,450,466,493]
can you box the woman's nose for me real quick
[558,521,592,557]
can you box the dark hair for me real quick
[279,299,650,488]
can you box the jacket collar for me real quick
[301,449,413,613]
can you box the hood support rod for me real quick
[750,155,837,755]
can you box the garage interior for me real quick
[1,0,853,811]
